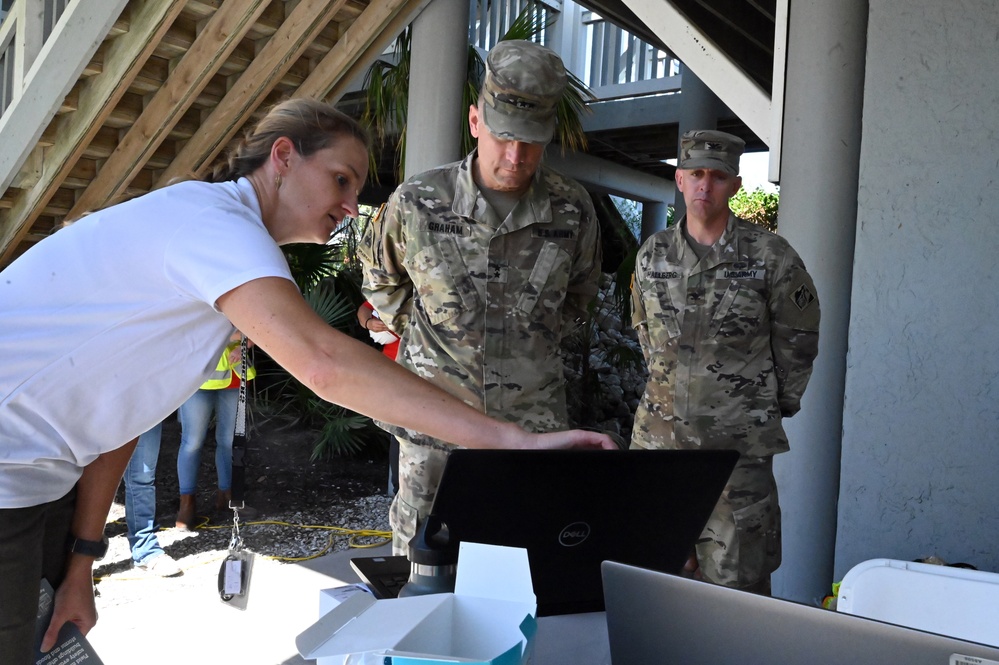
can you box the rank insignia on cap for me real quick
[678,129,745,175]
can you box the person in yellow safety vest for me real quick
[174,333,255,529]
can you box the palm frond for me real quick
[310,411,379,461]
[501,3,550,40]
[362,28,413,183]
[555,70,595,154]
[303,279,356,331]
[284,243,340,292]
[461,48,487,156]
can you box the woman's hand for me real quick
[365,317,389,333]
[531,428,620,451]
[226,329,253,366]
[357,304,390,333]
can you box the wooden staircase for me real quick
[0,0,427,267]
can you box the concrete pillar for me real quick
[771,0,867,603]
[404,0,470,178]
[544,148,674,204]
[672,64,721,224]
[641,201,669,238]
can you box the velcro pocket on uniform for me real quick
[643,281,680,349]
[709,281,765,338]
[516,241,565,314]
[730,489,781,585]
[411,238,479,325]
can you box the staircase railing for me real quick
[578,8,681,100]
[466,0,680,101]
[0,0,70,114]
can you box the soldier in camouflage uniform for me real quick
[360,40,604,554]
[630,130,820,593]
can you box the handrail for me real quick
[469,0,559,51]
[581,10,679,89]
[466,0,678,101]
[0,0,69,114]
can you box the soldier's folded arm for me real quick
[361,198,414,335]
[363,277,414,336]
[630,269,654,366]
[769,250,821,417]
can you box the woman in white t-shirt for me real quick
[0,98,615,663]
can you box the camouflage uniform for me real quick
[630,212,819,589]
[361,150,602,553]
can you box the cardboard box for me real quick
[319,583,373,617]
[296,542,537,665]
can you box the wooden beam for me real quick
[64,0,270,221]
[0,0,183,266]
[0,0,129,193]
[156,0,350,186]
[295,0,431,103]
[768,0,788,183]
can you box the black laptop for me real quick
[352,447,738,616]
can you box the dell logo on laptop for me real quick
[559,522,591,547]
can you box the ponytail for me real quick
[205,98,370,183]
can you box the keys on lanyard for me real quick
[217,508,254,610]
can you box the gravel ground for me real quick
[93,415,394,607]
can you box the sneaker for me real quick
[135,554,183,577]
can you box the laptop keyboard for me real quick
[377,572,410,599]
[351,555,413,600]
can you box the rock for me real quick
[562,274,648,441]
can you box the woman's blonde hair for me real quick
[206,98,370,183]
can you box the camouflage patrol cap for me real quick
[679,129,746,175]
[481,40,567,144]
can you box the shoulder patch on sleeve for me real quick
[791,284,816,310]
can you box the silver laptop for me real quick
[602,560,999,665]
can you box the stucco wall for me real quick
[836,0,999,579]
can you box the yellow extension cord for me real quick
[95,517,392,581]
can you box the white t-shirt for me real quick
[0,178,294,508]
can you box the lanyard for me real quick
[219,334,253,609]
[230,334,248,512]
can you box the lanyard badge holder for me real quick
[218,335,254,610]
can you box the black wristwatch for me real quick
[67,533,109,560]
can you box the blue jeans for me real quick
[124,424,166,564]
[177,388,238,495]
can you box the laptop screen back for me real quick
[602,560,999,665]
[429,448,738,616]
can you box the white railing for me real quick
[466,0,679,101]
[0,0,70,113]
[468,0,559,51]
[581,10,680,97]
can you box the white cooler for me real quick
[837,558,999,647]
